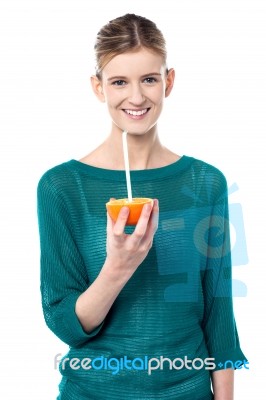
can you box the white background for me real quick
[0,0,265,398]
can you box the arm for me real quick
[75,257,130,333]
[76,200,159,332]
[211,369,234,400]
[200,171,247,379]
[37,175,103,347]
[38,174,159,342]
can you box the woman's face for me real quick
[92,47,175,135]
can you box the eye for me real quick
[143,77,157,84]
[112,80,126,86]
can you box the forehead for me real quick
[102,48,165,78]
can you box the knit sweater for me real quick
[37,155,246,400]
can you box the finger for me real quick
[150,199,159,230]
[130,202,153,245]
[112,206,129,238]
[140,199,159,244]
[106,210,115,234]
[106,198,116,234]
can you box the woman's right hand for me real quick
[75,199,159,333]
[104,198,159,281]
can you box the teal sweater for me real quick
[37,156,246,400]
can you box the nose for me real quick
[128,83,145,105]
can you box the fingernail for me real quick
[144,203,151,212]
[121,207,129,215]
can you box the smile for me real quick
[123,108,150,116]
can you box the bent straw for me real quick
[122,131,133,202]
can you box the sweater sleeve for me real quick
[201,172,247,371]
[37,173,104,348]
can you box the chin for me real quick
[125,124,157,136]
[122,131,149,138]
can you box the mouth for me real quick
[122,108,151,119]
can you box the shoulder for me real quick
[37,160,76,197]
[189,156,227,184]
[187,156,228,202]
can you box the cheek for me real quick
[104,88,122,106]
[148,86,165,102]
[152,93,165,108]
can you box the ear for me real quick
[165,68,175,98]
[90,75,105,103]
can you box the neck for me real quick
[80,124,180,170]
[104,125,164,170]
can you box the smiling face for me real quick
[91,47,175,136]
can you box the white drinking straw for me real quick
[122,131,133,202]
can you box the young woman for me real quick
[37,13,247,400]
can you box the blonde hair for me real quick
[94,14,167,79]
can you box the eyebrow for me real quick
[107,72,162,82]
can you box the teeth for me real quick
[124,109,148,116]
